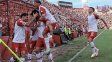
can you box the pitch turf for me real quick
[73,30,112,62]
[55,29,112,62]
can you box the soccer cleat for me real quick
[95,49,99,57]
[20,57,25,62]
[9,57,15,62]
[27,54,32,60]
[44,48,51,55]
[51,60,54,62]
[91,53,96,58]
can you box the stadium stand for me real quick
[0,0,112,61]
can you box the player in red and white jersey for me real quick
[34,0,58,33]
[12,13,29,61]
[86,7,109,58]
[26,9,41,61]
[33,1,57,62]
[34,0,60,45]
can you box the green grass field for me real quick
[73,30,112,62]
[55,29,112,62]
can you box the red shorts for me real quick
[12,42,27,54]
[87,32,97,41]
[29,41,37,50]
[36,37,46,49]
[27,40,37,52]
[52,35,62,46]
[35,37,54,49]
[44,22,59,35]
[43,23,61,47]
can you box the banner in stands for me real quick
[58,1,73,8]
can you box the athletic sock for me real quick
[27,53,32,59]
[48,53,53,61]
[44,37,50,49]
[9,57,15,62]
[20,57,25,62]
[89,41,96,53]
[36,52,43,62]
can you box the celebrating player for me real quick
[33,0,58,62]
[86,7,109,58]
[11,13,29,61]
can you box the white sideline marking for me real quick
[68,30,106,62]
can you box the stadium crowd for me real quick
[0,0,112,62]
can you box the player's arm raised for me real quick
[99,17,109,29]
[94,14,109,29]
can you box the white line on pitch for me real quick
[68,30,106,62]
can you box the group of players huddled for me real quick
[10,0,59,62]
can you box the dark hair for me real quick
[31,9,40,22]
[31,9,39,16]
[35,0,41,4]
[20,13,28,18]
[89,7,95,12]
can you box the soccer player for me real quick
[12,13,29,61]
[33,0,57,62]
[28,9,47,62]
[34,0,61,45]
[87,7,109,58]
[27,9,40,61]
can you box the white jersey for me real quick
[13,21,25,43]
[87,14,98,32]
[37,22,45,38]
[30,30,38,41]
[39,5,57,23]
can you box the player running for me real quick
[86,7,109,58]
